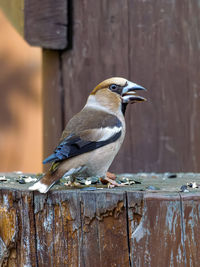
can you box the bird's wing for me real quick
[43,111,122,164]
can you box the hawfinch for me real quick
[29,77,146,193]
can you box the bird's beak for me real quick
[122,81,147,103]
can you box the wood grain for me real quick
[34,190,81,266]
[24,0,68,49]
[0,189,37,266]
[180,193,200,265]
[1,182,200,266]
[61,0,129,116]
[80,191,130,267]
[128,0,200,172]
[128,193,186,266]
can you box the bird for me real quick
[29,77,146,193]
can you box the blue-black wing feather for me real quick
[43,112,122,164]
[43,130,121,164]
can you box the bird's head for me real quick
[88,77,147,114]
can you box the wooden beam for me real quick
[1,173,200,266]
[0,0,68,49]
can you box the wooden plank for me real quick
[180,193,200,265]
[126,191,144,237]
[24,0,68,49]
[34,190,81,266]
[1,175,200,266]
[80,191,130,267]
[128,192,186,266]
[0,189,18,266]
[128,0,200,172]
[0,189,37,266]
[0,0,68,49]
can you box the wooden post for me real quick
[0,0,68,49]
[1,173,200,266]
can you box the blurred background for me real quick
[0,10,42,173]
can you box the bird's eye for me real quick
[110,84,117,90]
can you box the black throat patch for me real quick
[121,103,128,116]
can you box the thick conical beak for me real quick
[122,81,147,103]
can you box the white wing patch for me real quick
[97,126,122,141]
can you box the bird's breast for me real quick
[82,122,125,177]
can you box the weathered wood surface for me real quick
[42,0,200,173]
[0,0,68,49]
[0,190,37,266]
[0,173,200,266]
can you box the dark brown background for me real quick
[43,0,200,173]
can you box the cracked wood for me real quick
[1,187,200,266]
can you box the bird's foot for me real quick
[101,172,124,188]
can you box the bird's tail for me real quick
[29,168,66,193]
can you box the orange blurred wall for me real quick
[0,10,42,173]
